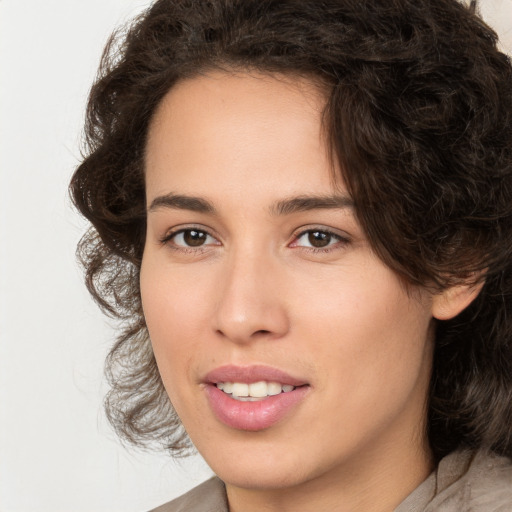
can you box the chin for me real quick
[215,461,312,491]
[194,430,334,491]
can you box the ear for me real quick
[432,279,485,321]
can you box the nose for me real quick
[213,250,290,344]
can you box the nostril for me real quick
[253,330,271,336]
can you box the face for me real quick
[141,71,436,492]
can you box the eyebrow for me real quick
[148,192,354,215]
[148,193,216,214]
[270,195,354,216]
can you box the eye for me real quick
[291,229,349,250]
[162,228,219,248]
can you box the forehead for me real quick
[144,71,341,202]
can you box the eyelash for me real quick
[291,228,350,253]
[159,226,219,253]
[159,226,350,254]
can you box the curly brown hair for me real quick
[70,0,512,461]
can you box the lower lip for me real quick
[204,384,309,431]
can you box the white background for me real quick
[0,1,511,511]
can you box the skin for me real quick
[140,71,477,512]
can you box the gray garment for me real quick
[150,477,226,512]
[395,451,512,512]
[149,450,512,512]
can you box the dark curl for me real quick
[70,0,512,460]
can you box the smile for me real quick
[216,381,296,401]
[203,365,310,430]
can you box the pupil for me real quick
[184,230,206,247]
[308,231,330,248]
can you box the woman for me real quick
[70,0,512,510]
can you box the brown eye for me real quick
[308,231,332,248]
[182,229,208,246]
[291,229,348,251]
[166,228,218,248]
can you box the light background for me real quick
[0,1,511,511]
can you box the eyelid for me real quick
[159,224,221,247]
[289,225,351,250]
[158,224,350,253]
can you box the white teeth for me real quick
[248,381,268,398]
[231,383,249,397]
[216,381,296,399]
[267,382,282,396]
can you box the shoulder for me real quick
[428,450,512,512]
[148,477,228,512]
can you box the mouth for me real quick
[203,365,310,430]
[215,381,298,401]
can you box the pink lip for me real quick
[203,365,310,431]
[204,364,307,386]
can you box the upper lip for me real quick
[204,365,308,387]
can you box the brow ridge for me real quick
[148,193,216,214]
[270,195,354,216]
[148,192,353,216]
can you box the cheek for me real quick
[139,257,210,390]
[293,265,433,400]
[141,252,211,330]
